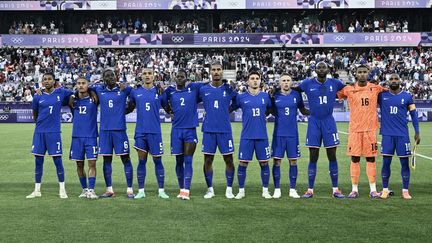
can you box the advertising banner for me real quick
[0,0,429,10]
[0,1,116,10]
[375,0,431,8]
[0,113,17,123]
[324,33,422,46]
[2,35,98,47]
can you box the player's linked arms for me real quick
[299,107,310,116]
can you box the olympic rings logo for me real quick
[0,115,10,120]
[333,35,346,42]
[171,36,185,43]
[10,37,24,44]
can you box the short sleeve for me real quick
[32,95,39,111]
[61,88,74,106]
[297,92,305,109]
[161,88,171,108]
[336,79,345,91]
[337,86,348,99]
[266,93,272,109]
[129,90,136,105]
[298,79,308,92]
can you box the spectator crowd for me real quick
[8,20,65,35]
[0,47,431,102]
[80,18,199,34]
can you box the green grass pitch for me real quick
[0,122,431,242]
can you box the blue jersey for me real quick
[299,78,344,119]
[272,91,304,137]
[162,82,203,129]
[199,83,237,133]
[379,91,414,137]
[71,96,98,138]
[32,88,73,133]
[93,84,131,131]
[236,91,271,140]
[130,86,161,134]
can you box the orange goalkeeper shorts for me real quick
[347,131,378,157]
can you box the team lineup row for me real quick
[26,61,421,200]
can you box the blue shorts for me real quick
[70,137,98,161]
[271,136,301,159]
[238,139,270,162]
[202,132,234,155]
[306,116,340,148]
[31,132,62,156]
[134,133,164,156]
[381,135,412,157]
[171,127,198,155]
[99,130,130,156]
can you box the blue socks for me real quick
[225,169,234,187]
[329,160,338,187]
[308,162,317,189]
[272,164,281,189]
[137,158,147,189]
[88,177,96,190]
[136,157,165,189]
[175,155,184,189]
[260,163,270,188]
[382,156,392,188]
[382,156,410,190]
[79,176,87,189]
[237,164,247,189]
[400,157,410,190]
[153,157,165,189]
[35,156,44,183]
[184,155,193,190]
[122,158,133,188]
[204,171,213,188]
[103,157,113,187]
[53,156,65,182]
[289,164,298,189]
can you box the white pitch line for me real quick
[299,123,432,160]
[337,130,432,161]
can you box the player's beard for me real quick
[389,83,400,90]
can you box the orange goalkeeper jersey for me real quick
[337,82,386,132]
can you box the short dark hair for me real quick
[42,72,55,80]
[211,62,222,68]
[76,76,89,82]
[142,67,154,72]
[102,69,115,77]
[280,73,292,78]
[177,69,187,76]
[356,64,370,71]
[247,71,261,79]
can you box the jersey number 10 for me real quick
[390,106,398,114]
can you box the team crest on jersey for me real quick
[223,91,226,97]
[188,88,191,93]
[57,96,60,101]
[401,99,405,104]
[262,98,265,104]
[329,86,333,92]
[155,94,159,99]
[117,91,121,95]
[294,98,297,103]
